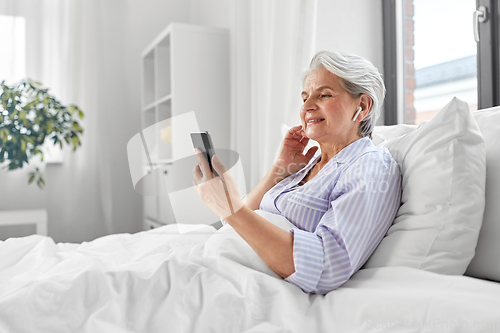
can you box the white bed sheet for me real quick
[0,222,499,333]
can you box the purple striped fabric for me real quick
[261,137,402,294]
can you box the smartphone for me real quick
[190,131,219,177]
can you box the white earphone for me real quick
[352,106,362,122]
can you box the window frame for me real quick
[477,0,500,109]
[382,0,401,125]
[383,0,500,124]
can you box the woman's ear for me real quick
[356,95,373,122]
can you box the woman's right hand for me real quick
[243,126,319,210]
[274,125,319,180]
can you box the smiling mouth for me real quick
[307,118,325,124]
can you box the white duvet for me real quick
[1,211,499,333]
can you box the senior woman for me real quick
[193,50,401,295]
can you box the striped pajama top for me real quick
[260,137,401,294]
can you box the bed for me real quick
[1,98,500,332]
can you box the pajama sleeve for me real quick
[284,153,401,294]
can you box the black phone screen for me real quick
[190,131,219,177]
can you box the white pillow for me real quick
[364,97,486,275]
[465,106,500,281]
[203,210,295,277]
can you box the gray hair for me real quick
[302,51,386,139]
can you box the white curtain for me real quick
[0,0,114,242]
[0,0,317,240]
[230,0,317,190]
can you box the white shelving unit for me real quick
[140,23,230,230]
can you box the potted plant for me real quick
[0,79,84,188]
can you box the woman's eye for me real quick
[320,94,331,98]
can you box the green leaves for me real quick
[0,128,10,141]
[0,78,85,188]
[28,167,45,189]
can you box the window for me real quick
[383,0,500,125]
[0,15,26,84]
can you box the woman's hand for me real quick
[275,125,319,179]
[192,149,244,219]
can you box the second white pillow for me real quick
[364,98,486,275]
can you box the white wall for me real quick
[189,0,231,29]
[316,0,384,66]
[315,0,385,123]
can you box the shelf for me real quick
[142,94,171,113]
[140,23,230,231]
[142,108,158,163]
[156,35,171,98]
[157,94,172,105]
[142,101,157,112]
[158,100,171,120]
[144,159,173,167]
[143,165,158,219]
[143,108,156,128]
[142,50,155,106]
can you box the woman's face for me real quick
[300,68,361,146]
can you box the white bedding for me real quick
[1,214,499,333]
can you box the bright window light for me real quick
[0,15,26,84]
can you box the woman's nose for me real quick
[302,98,317,112]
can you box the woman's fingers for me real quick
[192,152,244,219]
[287,125,303,137]
[299,126,308,139]
[211,154,227,176]
[212,155,236,195]
[211,155,237,214]
[286,125,309,145]
[194,148,213,179]
[193,163,204,184]
[304,146,319,161]
[298,135,309,147]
